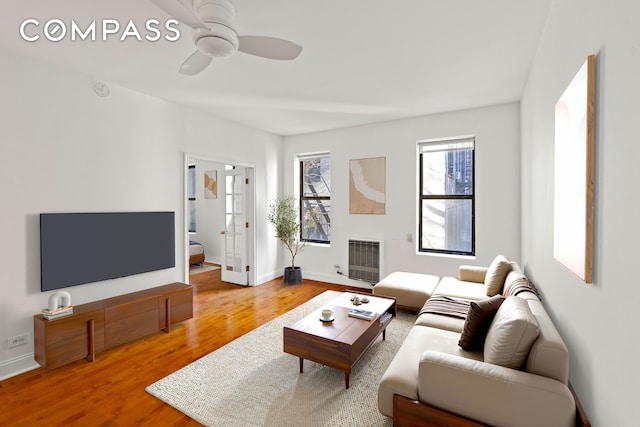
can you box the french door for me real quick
[221,167,248,285]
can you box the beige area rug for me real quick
[189,263,221,275]
[146,290,415,426]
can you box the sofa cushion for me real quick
[457,265,488,283]
[415,312,466,332]
[373,272,440,310]
[524,299,570,383]
[418,350,577,427]
[458,295,505,350]
[484,296,539,369]
[484,255,512,296]
[378,326,482,418]
[432,276,488,301]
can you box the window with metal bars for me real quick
[299,154,331,243]
[418,136,475,255]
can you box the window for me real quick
[299,154,331,243]
[187,164,196,233]
[418,136,474,255]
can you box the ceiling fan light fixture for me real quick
[196,35,236,57]
[193,25,238,57]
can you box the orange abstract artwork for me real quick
[204,170,217,199]
[349,157,386,214]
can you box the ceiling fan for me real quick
[150,0,303,75]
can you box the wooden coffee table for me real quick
[283,292,396,389]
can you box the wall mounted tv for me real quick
[40,212,176,292]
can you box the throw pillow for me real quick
[484,296,540,369]
[484,255,512,296]
[458,295,506,351]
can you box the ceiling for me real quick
[0,0,551,136]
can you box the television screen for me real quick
[40,212,175,292]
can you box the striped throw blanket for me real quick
[419,277,540,319]
[419,296,471,319]
[504,277,541,300]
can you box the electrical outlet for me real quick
[8,333,29,348]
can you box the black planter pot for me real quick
[283,266,302,285]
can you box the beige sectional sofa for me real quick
[374,256,587,427]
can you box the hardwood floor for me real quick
[0,267,356,426]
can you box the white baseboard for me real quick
[258,268,373,289]
[0,353,39,381]
[301,271,373,290]
[257,269,282,285]
[206,255,221,265]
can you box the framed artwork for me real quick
[349,157,386,214]
[553,54,595,283]
[204,170,217,199]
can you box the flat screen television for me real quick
[40,212,175,292]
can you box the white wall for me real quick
[0,51,282,379]
[183,109,284,284]
[284,103,521,288]
[520,0,640,424]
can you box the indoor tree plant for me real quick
[267,194,306,284]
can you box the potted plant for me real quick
[267,194,306,284]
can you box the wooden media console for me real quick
[34,282,193,370]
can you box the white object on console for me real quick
[48,291,71,310]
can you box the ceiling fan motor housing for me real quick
[193,0,239,58]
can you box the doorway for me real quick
[183,154,256,286]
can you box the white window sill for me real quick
[304,242,331,248]
[416,251,475,261]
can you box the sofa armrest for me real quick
[418,350,575,427]
[458,265,488,283]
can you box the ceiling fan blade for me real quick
[238,36,302,60]
[150,0,206,29]
[179,50,213,75]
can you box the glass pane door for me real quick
[221,168,247,285]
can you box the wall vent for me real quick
[348,239,382,284]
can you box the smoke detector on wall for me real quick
[92,82,110,98]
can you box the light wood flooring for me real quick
[0,267,355,426]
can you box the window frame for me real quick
[418,136,475,256]
[299,154,331,244]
